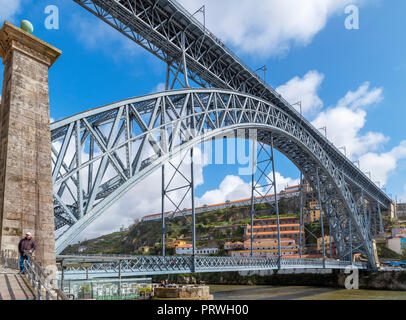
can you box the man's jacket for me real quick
[18,238,37,255]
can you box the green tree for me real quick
[400,248,406,260]
[234,226,244,238]
[254,203,267,211]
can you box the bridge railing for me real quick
[56,254,367,279]
[195,256,278,271]
[24,252,69,300]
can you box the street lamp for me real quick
[292,101,302,115]
[318,126,327,138]
[255,65,268,83]
[338,146,347,157]
[192,5,206,29]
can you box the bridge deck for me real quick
[57,255,367,280]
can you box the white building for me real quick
[77,246,87,253]
[176,245,218,255]
[387,237,406,254]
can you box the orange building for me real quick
[231,216,303,258]
[306,201,324,223]
[245,217,303,243]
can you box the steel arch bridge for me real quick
[49,0,393,272]
[51,88,390,268]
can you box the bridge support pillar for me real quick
[0,22,61,267]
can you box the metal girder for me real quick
[52,88,389,269]
[71,0,391,209]
[249,138,281,267]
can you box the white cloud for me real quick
[154,82,166,93]
[276,70,324,116]
[274,172,300,193]
[178,0,364,56]
[359,141,406,186]
[197,172,299,206]
[198,175,251,206]
[311,82,386,159]
[0,0,21,23]
[337,82,383,110]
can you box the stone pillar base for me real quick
[154,285,214,300]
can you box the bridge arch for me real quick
[51,88,389,267]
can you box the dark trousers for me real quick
[19,254,30,272]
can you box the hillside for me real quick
[62,196,301,255]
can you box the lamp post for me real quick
[192,5,206,29]
[255,65,268,83]
[318,126,327,138]
[338,146,347,157]
[292,101,302,115]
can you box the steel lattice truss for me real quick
[57,255,367,279]
[52,88,390,268]
[71,0,390,208]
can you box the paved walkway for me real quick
[0,266,34,300]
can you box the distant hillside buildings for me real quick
[141,184,302,222]
[228,216,302,258]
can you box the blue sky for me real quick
[1,0,406,239]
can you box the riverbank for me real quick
[209,284,406,300]
[153,269,406,291]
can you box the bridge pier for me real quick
[0,22,61,268]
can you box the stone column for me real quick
[0,22,61,267]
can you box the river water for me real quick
[209,285,406,300]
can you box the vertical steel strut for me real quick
[316,167,326,268]
[299,173,304,259]
[250,138,255,257]
[270,136,281,269]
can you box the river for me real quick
[209,284,406,300]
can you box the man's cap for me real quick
[26,232,32,236]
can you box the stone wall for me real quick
[154,285,213,300]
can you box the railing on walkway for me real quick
[1,250,69,300]
[24,252,69,300]
[56,254,368,280]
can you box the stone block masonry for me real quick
[0,22,61,268]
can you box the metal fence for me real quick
[56,254,368,280]
[24,252,69,300]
